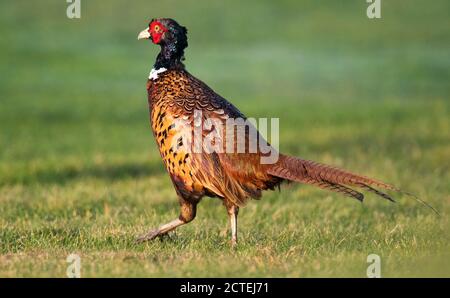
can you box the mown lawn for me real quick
[0,0,449,277]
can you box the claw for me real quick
[135,229,161,244]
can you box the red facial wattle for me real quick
[149,21,168,44]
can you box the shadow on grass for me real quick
[2,161,166,186]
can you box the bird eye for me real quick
[154,25,160,32]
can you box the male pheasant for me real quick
[135,18,428,245]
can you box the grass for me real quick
[0,0,449,277]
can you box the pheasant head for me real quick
[138,18,188,70]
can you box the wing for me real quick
[170,72,282,205]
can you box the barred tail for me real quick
[268,154,398,202]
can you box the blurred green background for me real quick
[0,0,449,277]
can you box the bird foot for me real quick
[135,229,162,244]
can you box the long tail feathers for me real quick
[268,154,438,215]
[303,177,364,202]
[400,190,440,216]
[356,183,395,203]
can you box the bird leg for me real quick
[135,218,184,243]
[136,200,197,243]
[225,202,239,247]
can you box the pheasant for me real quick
[136,18,435,245]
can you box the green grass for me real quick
[0,0,449,277]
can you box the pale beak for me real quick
[137,28,151,40]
